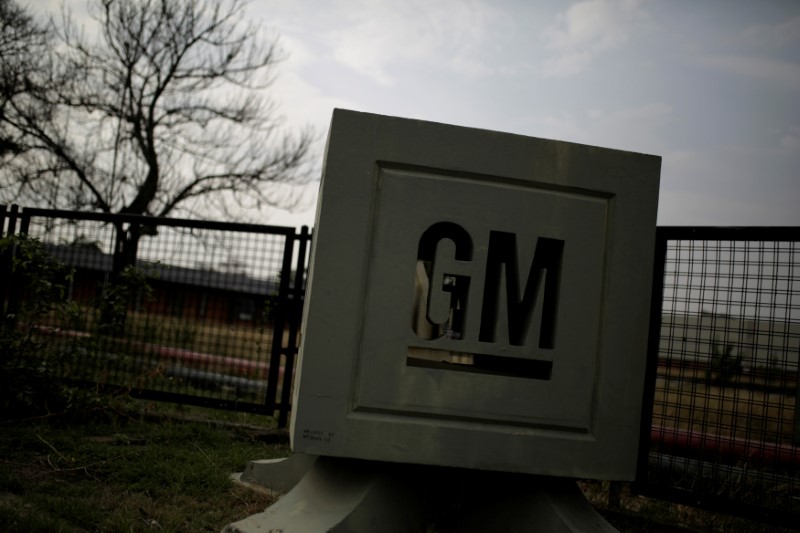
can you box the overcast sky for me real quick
[32,0,800,228]
[255,0,800,228]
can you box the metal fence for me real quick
[5,204,800,524]
[636,227,800,527]
[1,205,309,426]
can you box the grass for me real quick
[0,404,288,532]
[6,294,798,531]
[40,307,293,363]
[653,369,796,444]
[653,375,795,444]
[0,400,796,532]
[580,480,797,532]
[24,305,299,410]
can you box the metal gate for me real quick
[1,205,310,426]
[636,226,800,528]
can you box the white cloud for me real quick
[537,102,672,153]
[541,0,649,78]
[542,51,593,78]
[324,0,511,85]
[657,189,764,226]
[269,70,358,136]
[661,149,716,187]
[780,127,800,152]
[740,15,800,49]
[772,16,800,47]
[701,54,800,90]
[589,102,672,126]
[658,142,800,226]
[659,184,800,226]
[277,34,316,70]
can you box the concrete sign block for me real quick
[291,109,661,480]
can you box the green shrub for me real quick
[708,341,743,385]
[96,264,154,336]
[0,235,104,418]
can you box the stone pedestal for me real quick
[234,453,317,495]
[223,456,617,532]
[224,456,424,532]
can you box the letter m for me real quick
[479,232,564,348]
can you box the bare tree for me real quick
[0,0,313,220]
[0,0,53,160]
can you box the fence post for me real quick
[0,207,10,324]
[634,228,669,489]
[0,205,27,333]
[276,225,311,428]
[266,232,296,423]
[5,204,19,236]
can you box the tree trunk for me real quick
[99,223,142,336]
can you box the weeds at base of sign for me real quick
[578,480,793,533]
[0,400,286,532]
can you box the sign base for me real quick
[223,456,618,532]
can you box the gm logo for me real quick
[292,110,659,474]
[409,221,564,380]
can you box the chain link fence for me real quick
[1,205,309,425]
[637,227,800,528]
